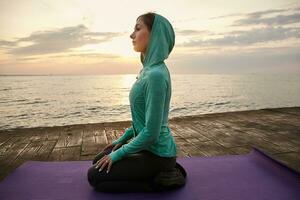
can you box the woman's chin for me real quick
[133,47,141,53]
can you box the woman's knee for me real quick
[87,165,112,187]
[87,166,98,187]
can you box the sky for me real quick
[0,0,299,75]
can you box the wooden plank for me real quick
[0,134,12,147]
[173,136,189,146]
[171,122,211,142]
[81,144,101,157]
[0,137,23,156]
[37,129,60,141]
[271,152,300,172]
[11,141,44,167]
[190,119,234,140]
[0,137,30,181]
[81,128,107,156]
[276,131,300,146]
[193,140,234,156]
[223,117,299,154]
[0,158,15,182]
[223,110,300,134]
[80,155,96,161]
[171,134,205,157]
[36,140,57,160]
[0,137,30,160]
[55,129,83,148]
[228,145,253,154]
[0,155,13,180]
[262,109,300,124]
[262,134,300,152]
[169,122,211,141]
[270,107,300,116]
[176,147,189,158]
[179,142,206,157]
[245,137,283,155]
[48,146,81,161]
[212,118,276,138]
[103,127,119,144]
[213,134,249,148]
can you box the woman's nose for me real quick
[130,32,134,39]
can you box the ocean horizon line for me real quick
[1,72,300,76]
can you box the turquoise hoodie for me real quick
[109,13,177,163]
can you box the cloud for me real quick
[0,40,17,47]
[245,8,289,18]
[51,52,120,59]
[210,8,288,20]
[178,26,300,47]
[181,5,300,49]
[170,47,300,74]
[209,13,243,20]
[172,17,197,24]
[16,52,120,61]
[0,24,125,56]
[210,6,300,26]
[233,13,300,26]
[175,29,212,36]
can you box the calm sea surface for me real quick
[1,74,300,130]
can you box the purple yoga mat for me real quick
[0,147,299,200]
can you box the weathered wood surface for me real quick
[0,107,299,181]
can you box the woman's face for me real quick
[130,18,150,54]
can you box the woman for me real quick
[87,12,186,193]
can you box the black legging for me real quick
[87,146,177,193]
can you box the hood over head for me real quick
[140,13,175,68]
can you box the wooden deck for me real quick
[0,106,299,181]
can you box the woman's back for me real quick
[129,64,176,158]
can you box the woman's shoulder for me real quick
[145,65,168,79]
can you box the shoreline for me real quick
[1,106,299,133]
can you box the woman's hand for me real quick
[101,143,114,152]
[94,155,113,173]
[101,142,124,153]
[94,142,124,173]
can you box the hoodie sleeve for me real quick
[109,71,167,163]
[111,126,134,145]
